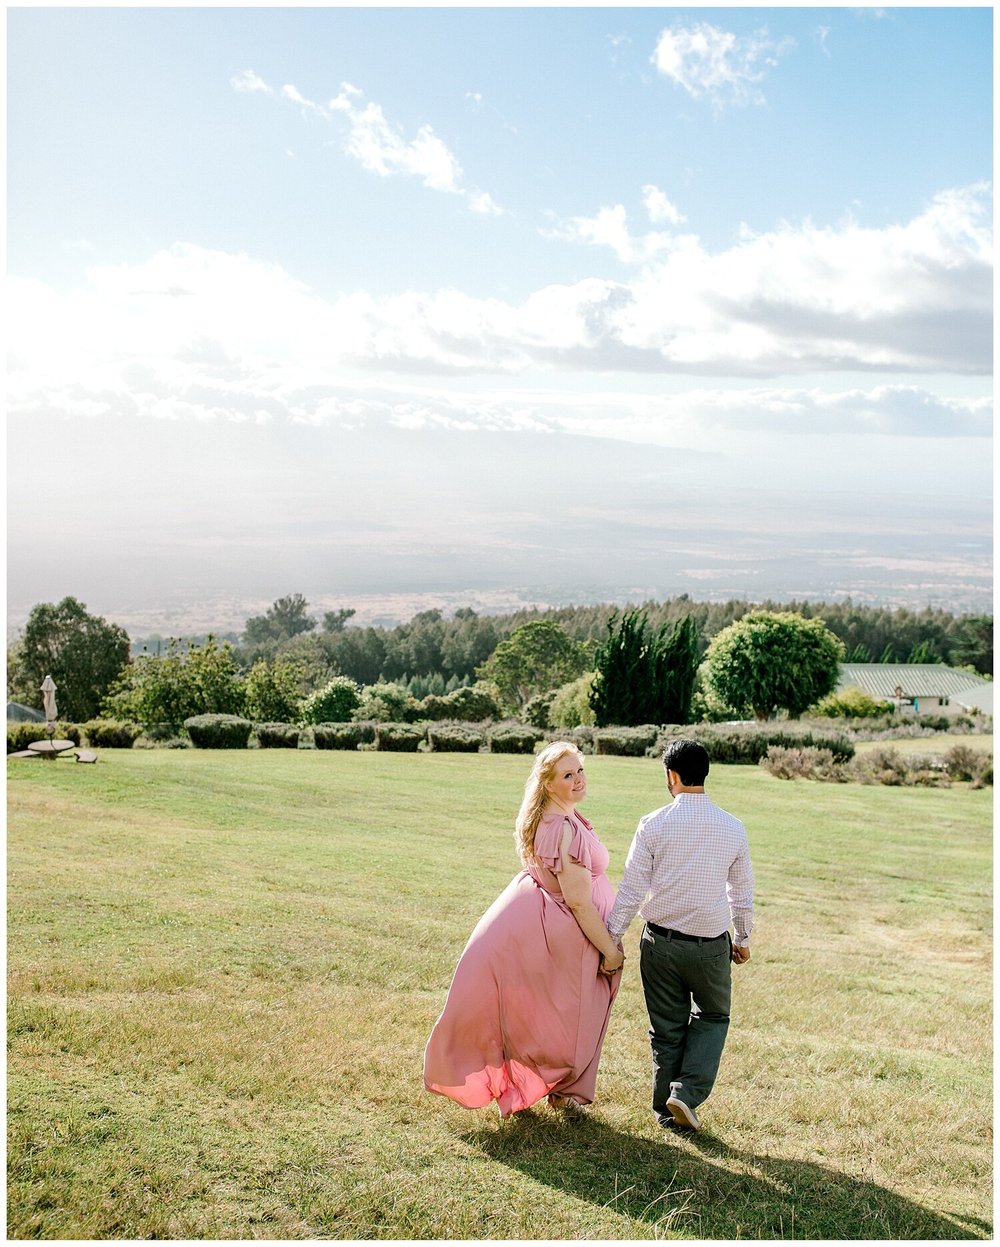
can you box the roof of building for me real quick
[837,663,992,700]
[949,685,993,715]
[6,701,45,722]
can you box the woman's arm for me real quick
[556,822,624,971]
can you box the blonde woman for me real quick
[424,742,624,1117]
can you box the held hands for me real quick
[600,944,625,977]
[731,943,751,964]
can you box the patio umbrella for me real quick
[41,675,57,725]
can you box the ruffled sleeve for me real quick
[533,812,593,874]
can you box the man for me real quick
[606,738,754,1132]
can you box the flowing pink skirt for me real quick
[423,869,619,1115]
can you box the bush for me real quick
[374,723,426,752]
[302,676,362,725]
[760,746,838,780]
[184,714,253,749]
[595,725,660,757]
[942,745,993,786]
[254,722,301,749]
[312,721,376,751]
[488,724,543,754]
[420,683,500,723]
[427,723,485,752]
[522,691,555,731]
[543,726,596,754]
[354,682,419,724]
[549,672,597,728]
[813,687,894,718]
[651,723,855,765]
[7,722,81,753]
[82,719,141,748]
[244,658,304,723]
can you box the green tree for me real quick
[704,611,845,721]
[950,616,992,675]
[352,682,418,723]
[244,657,304,722]
[322,608,356,633]
[301,676,362,724]
[549,672,597,727]
[104,637,245,730]
[476,621,589,711]
[589,611,699,726]
[9,597,131,722]
[244,594,316,646]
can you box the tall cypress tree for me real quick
[591,610,701,727]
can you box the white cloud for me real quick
[544,199,685,265]
[652,22,794,108]
[642,185,685,226]
[232,72,497,211]
[7,184,992,397]
[230,68,272,95]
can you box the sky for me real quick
[6,5,993,635]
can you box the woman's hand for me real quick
[600,946,624,976]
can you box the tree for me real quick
[589,611,700,727]
[704,611,845,721]
[301,676,362,725]
[322,608,356,633]
[244,657,304,722]
[9,597,131,722]
[103,637,245,730]
[243,594,316,646]
[950,616,992,675]
[476,621,589,711]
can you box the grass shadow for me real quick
[463,1112,989,1240]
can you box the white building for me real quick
[837,663,992,717]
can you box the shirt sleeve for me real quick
[727,832,755,946]
[606,818,654,939]
[533,814,592,874]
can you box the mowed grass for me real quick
[7,749,992,1240]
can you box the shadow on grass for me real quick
[463,1112,990,1240]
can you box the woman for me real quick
[423,741,624,1117]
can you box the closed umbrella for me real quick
[41,675,57,726]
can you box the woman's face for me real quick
[546,753,587,805]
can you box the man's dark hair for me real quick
[662,738,710,786]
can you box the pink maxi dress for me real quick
[423,808,620,1116]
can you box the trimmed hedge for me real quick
[542,726,596,754]
[489,724,543,754]
[184,714,253,749]
[7,722,81,753]
[255,722,301,749]
[428,724,485,753]
[312,721,377,750]
[420,684,500,723]
[651,723,854,765]
[82,719,141,748]
[374,723,427,752]
[594,725,660,757]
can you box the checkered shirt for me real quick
[607,792,754,946]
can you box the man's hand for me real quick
[731,944,750,964]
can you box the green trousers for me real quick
[639,923,732,1120]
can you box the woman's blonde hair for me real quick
[514,741,584,865]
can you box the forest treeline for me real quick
[140,595,992,697]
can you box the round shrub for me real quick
[374,723,426,752]
[813,687,894,719]
[302,676,362,725]
[522,692,555,731]
[184,714,253,749]
[312,721,376,750]
[255,722,301,749]
[489,724,543,754]
[82,719,141,748]
[420,683,500,723]
[428,724,485,753]
[595,725,660,757]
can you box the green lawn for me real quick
[7,750,992,1239]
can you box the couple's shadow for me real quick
[463,1112,988,1240]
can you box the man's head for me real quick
[662,738,710,790]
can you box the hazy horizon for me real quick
[7,8,992,638]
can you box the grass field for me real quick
[7,749,992,1239]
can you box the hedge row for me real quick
[761,743,992,788]
[649,723,855,765]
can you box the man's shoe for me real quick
[665,1093,700,1131]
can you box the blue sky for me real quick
[7,5,993,632]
